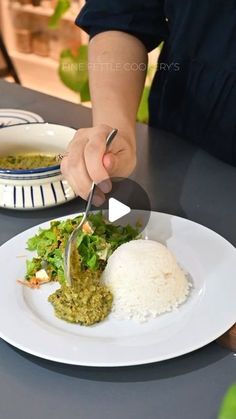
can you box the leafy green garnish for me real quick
[25,212,139,284]
[26,258,42,280]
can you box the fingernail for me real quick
[92,194,105,207]
[99,179,112,194]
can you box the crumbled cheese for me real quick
[35,269,49,280]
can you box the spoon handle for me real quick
[83,128,118,218]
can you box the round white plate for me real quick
[0,211,235,367]
[0,109,44,127]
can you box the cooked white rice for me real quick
[102,239,191,322]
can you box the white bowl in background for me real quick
[0,122,77,210]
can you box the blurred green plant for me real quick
[218,383,236,419]
[49,0,156,123]
[137,65,156,123]
[59,46,90,102]
[136,86,150,124]
[48,0,71,29]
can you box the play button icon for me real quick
[95,177,151,234]
[108,198,131,222]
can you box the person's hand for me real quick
[61,124,136,206]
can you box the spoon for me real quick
[64,128,118,286]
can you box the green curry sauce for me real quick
[0,153,57,170]
[48,246,113,326]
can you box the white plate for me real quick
[0,211,235,367]
[0,109,44,127]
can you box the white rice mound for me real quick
[102,239,191,322]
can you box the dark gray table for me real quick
[0,80,235,419]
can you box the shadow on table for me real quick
[11,343,230,383]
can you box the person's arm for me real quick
[89,30,147,140]
[61,30,147,206]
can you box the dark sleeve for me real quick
[75,0,168,52]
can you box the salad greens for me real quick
[25,212,139,284]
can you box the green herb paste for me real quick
[0,153,57,170]
[48,246,113,326]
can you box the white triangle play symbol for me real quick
[108,198,131,222]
